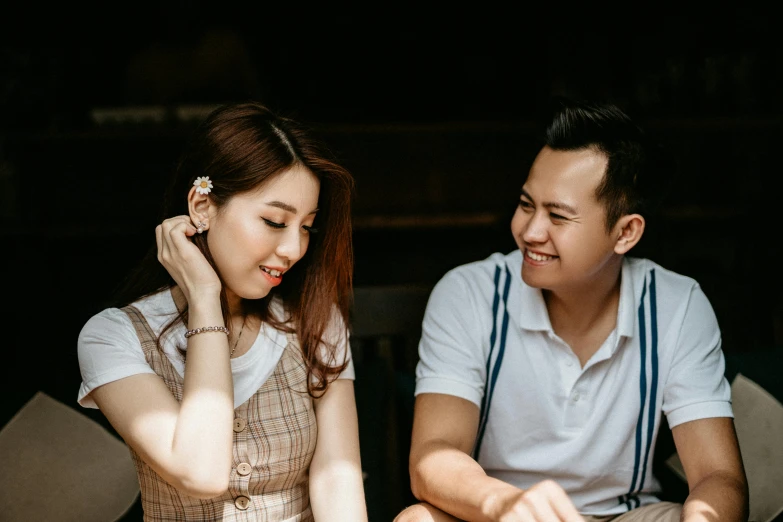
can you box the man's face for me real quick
[511,146,621,293]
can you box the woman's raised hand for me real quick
[155,216,222,303]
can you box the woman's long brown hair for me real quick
[111,102,354,396]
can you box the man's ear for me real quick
[613,214,645,255]
[187,186,212,233]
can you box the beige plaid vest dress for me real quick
[122,293,317,522]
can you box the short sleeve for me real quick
[322,305,355,380]
[663,285,733,428]
[77,308,155,408]
[415,270,488,407]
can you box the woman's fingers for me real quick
[155,216,221,296]
[166,219,197,255]
[159,216,195,241]
[155,224,164,264]
[158,218,197,260]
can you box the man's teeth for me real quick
[262,267,282,277]
[527,250,554,261]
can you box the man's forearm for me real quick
[410,440,520,522]
[681,471,749,522]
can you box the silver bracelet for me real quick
[184,326,230,338]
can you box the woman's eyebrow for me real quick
[264,201,319,214]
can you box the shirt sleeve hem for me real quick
[335,367,355,380]
[666,400,734,428]
[414,377,482,408]
[77,365,157,408]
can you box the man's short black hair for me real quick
[540,96,671,231]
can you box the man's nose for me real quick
[522,212,549,244]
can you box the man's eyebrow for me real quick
[544,201,578,215]
[264,201,319,214]
[519,188,578,215]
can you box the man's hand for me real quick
[409,394,586,522]
[487,479,584,522]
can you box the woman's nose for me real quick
[276,229,305,262]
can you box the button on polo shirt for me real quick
[415,250,733,515]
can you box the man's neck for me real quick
[544,261,623,365]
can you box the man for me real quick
[395,98,749,522]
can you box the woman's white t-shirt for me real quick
[77,289,354,409]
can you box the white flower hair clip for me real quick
[193,176,213,195]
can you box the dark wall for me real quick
[1,5,781,520]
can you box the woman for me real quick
[77,102,367,521]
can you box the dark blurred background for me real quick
[1,4,781,521]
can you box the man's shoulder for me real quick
[625,256,701,295]
[428,250,522,312]
[440,249,521,283]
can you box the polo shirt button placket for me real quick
[564,380,591,429]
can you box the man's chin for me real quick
[521,271,551,290]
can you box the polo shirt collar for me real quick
[517,278,554,333]
[516,256,636,343]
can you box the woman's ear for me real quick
[613,214,645,254]
[187,186,212,233]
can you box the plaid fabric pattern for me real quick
[122,299,316,522]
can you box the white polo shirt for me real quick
[415,249,732,515]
